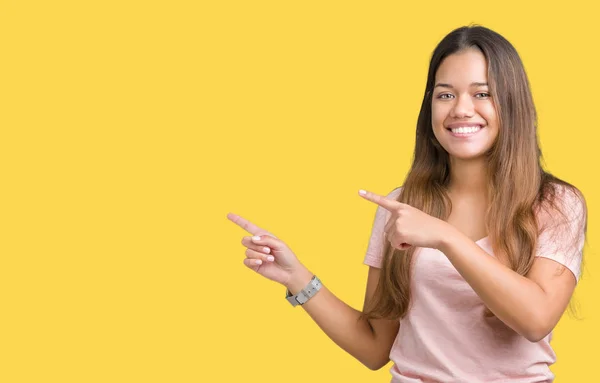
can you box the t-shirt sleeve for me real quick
[535,186,587,282]
[363,187,403,268]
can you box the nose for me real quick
[450,94,475,118]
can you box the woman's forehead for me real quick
[435,49,489,85]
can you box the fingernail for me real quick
[252,236,261,241]
[267,256,275,262]
[255,259,262,265]
[263,247,270,254]
[359,189,367,195]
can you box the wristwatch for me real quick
[285,275,322,307]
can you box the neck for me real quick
[447,156,489,196]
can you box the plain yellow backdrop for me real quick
[1,1,598,382]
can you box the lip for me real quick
[445,122,485,129]
[447,125,485,138]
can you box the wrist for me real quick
[284,267,314,295]
[437,223,461,253]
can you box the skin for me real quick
[432,48,499,164]
[227,48,579,369]
[432,48,496,242]
[227,212,397,370]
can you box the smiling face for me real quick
[431,48,499,161]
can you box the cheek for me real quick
[479,103,498,125]
[431,103,446,127]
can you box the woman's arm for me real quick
[439,228,576,342]
[286,265,399,370]
[357,188,583,343]
[227,212,399,370]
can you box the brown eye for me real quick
[476,92,490,98]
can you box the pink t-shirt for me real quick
[363,186,586,383]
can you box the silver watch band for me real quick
[285,275,322,307]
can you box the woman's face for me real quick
[431,48,499,161]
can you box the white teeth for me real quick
[451,126,481,134]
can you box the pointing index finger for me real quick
[359,189,401,211]
[227,212,276,237]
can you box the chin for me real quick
[445,149,491,161]
[442,145,489,161]
[450,154,487,161]
[437,139,497,162]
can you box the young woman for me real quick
[227,25,587,382]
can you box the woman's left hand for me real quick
[359,189,453,250]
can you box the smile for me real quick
[446,125,484,137]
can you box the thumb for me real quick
[251,234,283,250]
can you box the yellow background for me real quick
[1,1,598,382]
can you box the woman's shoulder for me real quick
[541,181,585,211]
[536,181,587,229]
[386,186,403,200]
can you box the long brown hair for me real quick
[363,25,587,320]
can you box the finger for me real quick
[384,231,411,250]
[249,234,284,250]
[358,190,403,212]
[384,214,399,235]
[227,213,275,237]
[397,243,411,250]
[245,248,276,263]
[384,218,393,234]
[241,236,273,255]
[243,258,261,270]
[390,236,411,250]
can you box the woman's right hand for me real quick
[227,213,306,287]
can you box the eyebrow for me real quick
[434,82,488,89]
